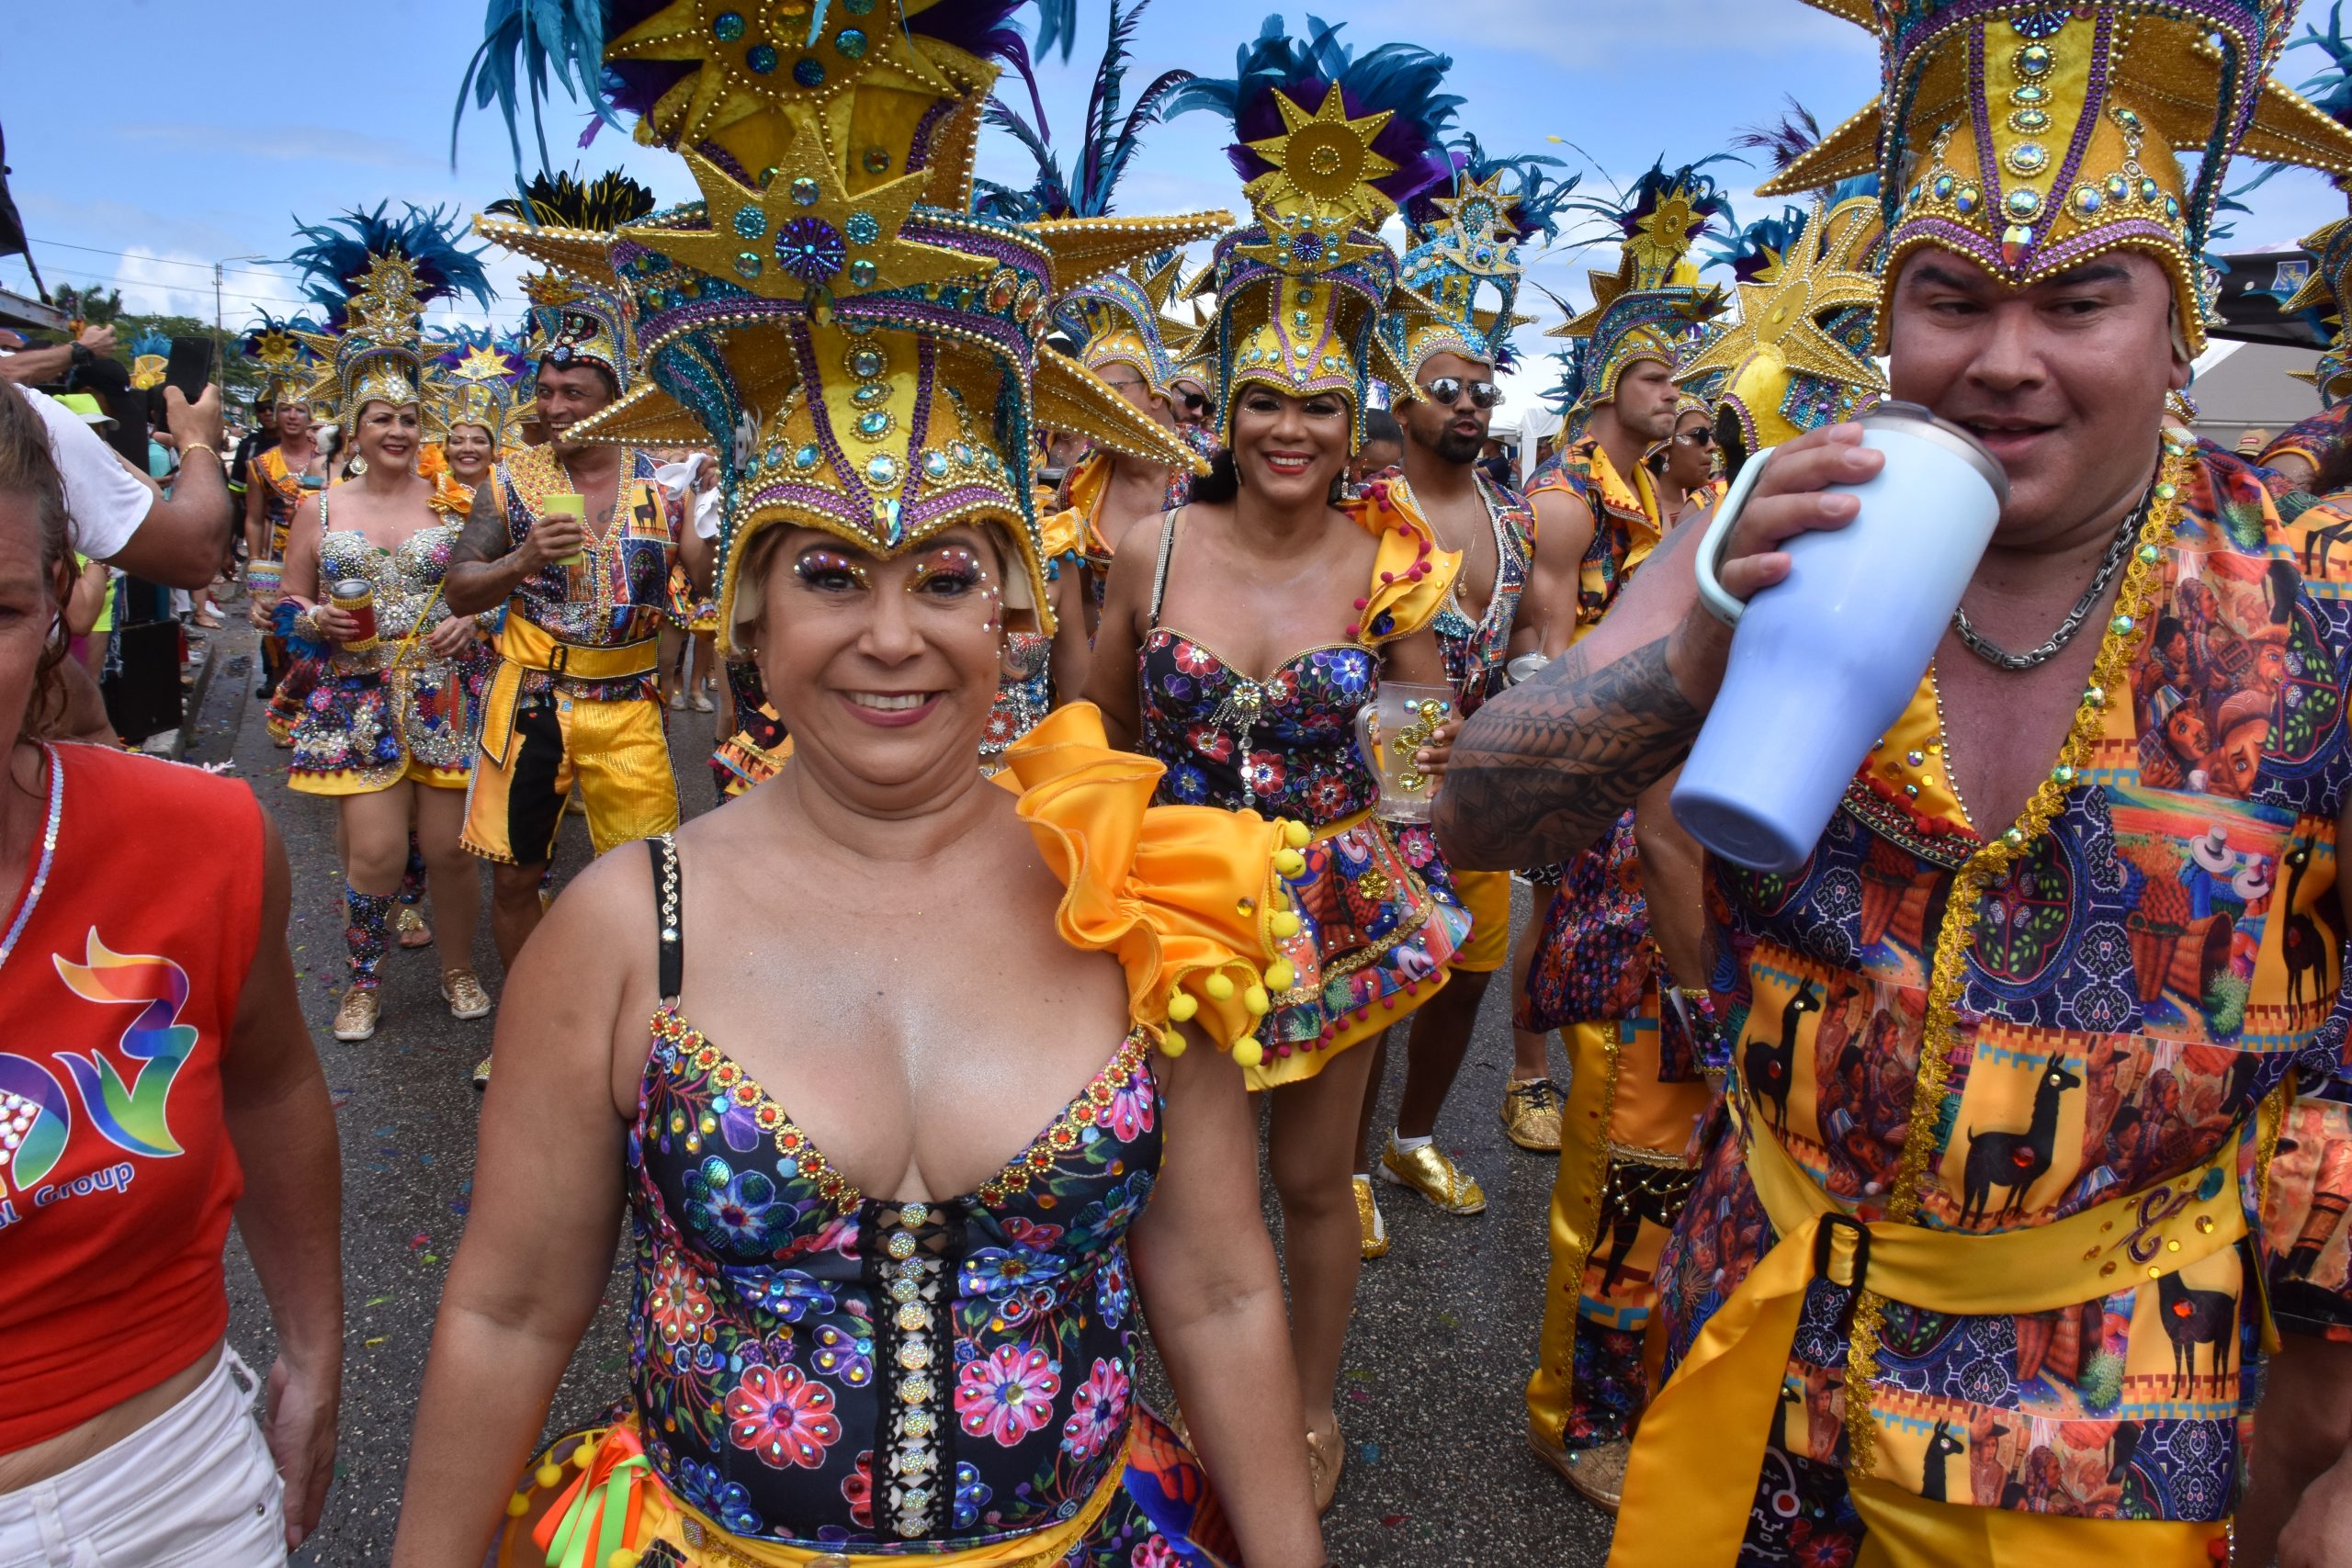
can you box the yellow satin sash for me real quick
[478,614,660,765]
[1608,1090,2268,1568]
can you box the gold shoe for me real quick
[442,968,493,1021]
[472,1055,493,1090]
[333,987,379,1043]
[1378,1137,1487,1214]
[1353,1174,1389,1259]
[395,905,432,949]
[1529,1427,1630,1514]
[1502,1077,1565,1152]
[1305,1423,1342,1515]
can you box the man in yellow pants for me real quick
[448,260,710,974]
[1439,2,2352,1560]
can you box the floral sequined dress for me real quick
[498,707,1294,1567]
[1136,502,1469,1085]
[288,500,475,795]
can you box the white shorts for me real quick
[0,1347,286,1567]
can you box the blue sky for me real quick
[6,0,2349,428]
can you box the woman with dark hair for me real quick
[0,380,344,1562]
[1087,21,1471,1512]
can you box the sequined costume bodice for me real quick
[632,996,1163,1548]
[316,506,458,662]
[1422,471,1534,719]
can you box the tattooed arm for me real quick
[1435,423,1882,870]
[444,479,538,616]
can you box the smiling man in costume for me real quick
[1438,1,2352,1561]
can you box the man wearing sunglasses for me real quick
[1359,157,1589,1256]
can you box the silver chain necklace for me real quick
[1950,479,2154,671]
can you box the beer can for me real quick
[331,578,379,655]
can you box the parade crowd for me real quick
[6,0,2352,1564]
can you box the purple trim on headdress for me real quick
[1968,26,2005,229]
[843,295,1039,377]
[787,317,882,524]
[694,140,759,189]
[2038,6,2116,252]
[904,100,957,176]
[901,216,1045,276]
[901,483,1022,531]
[1890,212,2188,281]
[900,336,936,523]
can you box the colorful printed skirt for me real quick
[1245,811,1469,1089]
[493,1406,1233,1568]
[1519,809,1648,1032]
[2267,1090,2352,1342]
[288,663,471,796]
[669,562,720,634]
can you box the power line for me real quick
[25,237,295,282]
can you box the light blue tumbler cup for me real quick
[1669,402,2007,874]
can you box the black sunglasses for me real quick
[1419,377,1501,410]
[1179,390,1211,413]
[1674,427,1718,447]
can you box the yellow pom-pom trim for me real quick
[535,1462,564,1489]
[1231,1038,1265,1068]
[573,1441,598,1468]
[1283,818,1312,849]
[1273,848,1307,878]
[1265,958,1296,990]
[608,1551,639,1568]
[1168,991,1199,1022]
[506,1492,533,1517]
[1270,910,1301,939]
[1204,973,1235,1000]
[1160,1026,1188,1057]
[1244,984,1270,1017]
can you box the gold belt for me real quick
[1607,1089,2270,1567]
[479,614,659,765]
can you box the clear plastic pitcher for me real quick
[1354,682,1454,824]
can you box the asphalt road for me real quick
[193,613,1614,1567]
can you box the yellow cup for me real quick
[543,491,586,567]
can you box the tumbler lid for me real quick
[1858,400,2008,506]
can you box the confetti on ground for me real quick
[364,1295,390,1308]
[1360,1442,1381,1463]
[1381,1514,1409,1529]
[409,1232,429,1250]
[364,1337,386,1347]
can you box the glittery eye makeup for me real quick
[793,548,872,590]
[906,546,987,596]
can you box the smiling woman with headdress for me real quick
[1084,13,1472,1513]
[395,5,1325,1566]
[276,204,500,1047]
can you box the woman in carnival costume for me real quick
[277,205,500,1045]
[395,5,1325,1566]
[239,311,326,745]
[1084,15,1471,1512]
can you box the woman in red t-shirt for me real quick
[0,382,345,1560]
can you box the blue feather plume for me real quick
[1166,15,1462,211]
[2297,1,2352,127]
[286,203,497,327]
[1706,209,1808,281]
[452,0,618,175]
[981,0,1194,220]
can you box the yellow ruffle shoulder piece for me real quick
[997,702,1311,1067]
[1343,482,1463,645]
[426,467,478,521]
[1039,503,1085,568]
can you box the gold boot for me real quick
[1305,1422,1343,1514]
[332,987,379,1043]
[1378,1137,1487,1214]
[442,967,494,1021]
[1501,1077,1565,1152]
[1353,1174,1389,1259]
[1530,1427,1631,1514]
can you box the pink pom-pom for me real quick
[1344,624,1361,638]
[1352,596,1368,611]
[1380,570,1396,583]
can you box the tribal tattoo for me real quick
[1430,636,1703,870]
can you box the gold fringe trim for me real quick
[1843,432,2192,1480]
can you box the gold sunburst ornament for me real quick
[1244,84,1399,224]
